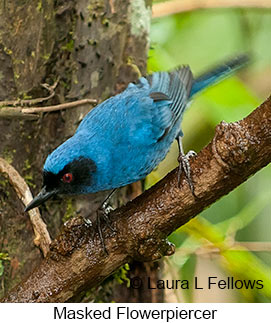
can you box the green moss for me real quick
[14,72,20,80]
[3,47,12,56]
[0,174,10,197]
[0,260,5,277]
[24,174,36,188]
[0,252,10,277]
[21,93,32,100]
[87,0,105,22]
[101,18,109,27]
[37,0,42,12]
[61,39,74,52]
[23,159,31,171]
[62,198,76,223]
[87,4,92,14]
[88,39,98,46]
[23,157,36,188]
[2,148,15,164]
[0,179,7,188]
[87,4,96,16]
[73,75,78,85]
[13,59,25,66]
[127,57,142,78]
[0,252,10,261]
[42,53,50,60]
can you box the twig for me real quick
[231,241,271,252]
[0,158,51,257]
[0,108,39,120]
[176,242,271,257]
[2,96,271,303]
[152,0,271,18]
[0,79,58,107]
[21,98,97,113]
[0,99,97,119]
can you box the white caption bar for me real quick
[1,303,269,323]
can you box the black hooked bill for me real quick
[24,187,56,212]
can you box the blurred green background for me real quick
[146,2,271,303]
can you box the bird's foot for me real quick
[83,218,92,227]
[98,204,116,232]
[177,150,197,196]
[96,194,117,254]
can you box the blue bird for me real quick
[25,55,248,214]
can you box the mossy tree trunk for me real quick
[0,0,163,302]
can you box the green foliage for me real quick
[113,263,131,287]
[148,6,271,303]
[0,252,10,277]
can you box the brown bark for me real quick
[2,96,271,303]
[0,0,151,301]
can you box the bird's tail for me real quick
[190,54,249,97]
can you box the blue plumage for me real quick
[25,55,248,211]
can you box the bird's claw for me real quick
[96,198,116,254]
[101,202,114,216]
[98,207,116,233]
[83,218,92,227]
[186,150,197,159]
[177,150,197,197]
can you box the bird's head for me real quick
[24,138,97,212]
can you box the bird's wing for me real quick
[121,66,194,145]
[124,91,173,145]
[147,66,194,131]
[76,67,193,146]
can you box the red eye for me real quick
[62,173,73,183]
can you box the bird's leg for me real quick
[99,189,117,231]
[96,189,117,253]
[96,209,107,254]
[176,135,197,196]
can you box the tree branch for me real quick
[0,80,58,107]
[152,0,271,18]
[0,158,51,257]
[0,80,97,119]
[0,99,97,119]
[2,96,271,303]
